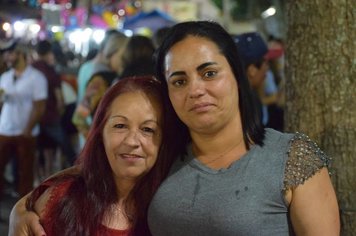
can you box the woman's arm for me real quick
[8,166,79,236]
[289,167,340,236]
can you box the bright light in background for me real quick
[2,22,13,38]
[134,0,142,8]
[65,2,72,9]
[2,22,11,31]
[13,21,25,32]
[68,29,83,54]
[29,23,41,34]
[118,9,125,16]
[42,2,62,11]
[124,29,133,37]
[51,25,64,33]
[83,27,93,42]
[92,29,105,44]
[261,7,276,18]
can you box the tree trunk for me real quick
[285,1,356,235]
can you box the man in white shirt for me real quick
[0,41,47,197]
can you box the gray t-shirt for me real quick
[147,129,329,236]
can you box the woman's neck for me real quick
[102,180,135,230]
[190,115,247,169]
[115,178,136,199]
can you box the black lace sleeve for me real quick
[283,132,331,191]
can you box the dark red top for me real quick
[39,179,130,236]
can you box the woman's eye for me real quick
[204,70,217,78]
[142,127,155,134]
[113,123,126,129]
[172,79,186,87]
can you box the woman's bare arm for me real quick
[289,168,340,236]
[8,166,79,236]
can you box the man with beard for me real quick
[0,41,47,197]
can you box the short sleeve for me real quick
[33,71,48,101]
[283,132,331,191]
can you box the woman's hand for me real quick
[8,167,79,236]
[8,195,46,236]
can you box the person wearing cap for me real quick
[32,40,77,174]
[0,41,48,197]
[234,32,283,130]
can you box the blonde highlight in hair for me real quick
[102,32,129,61]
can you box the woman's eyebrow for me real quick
[196,62,217,72]
[168,62,218,79]
[168,71,186,79]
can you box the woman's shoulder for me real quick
[273,130,331,191]
[262,128,331,191]
[33,175,79,218]
[262,128,294,151]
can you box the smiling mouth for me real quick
[121,154,144,159]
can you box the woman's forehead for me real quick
[164,37,225,70]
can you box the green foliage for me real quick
[230,0,248,21]
[211,0,274,21]
[211,0,223,10]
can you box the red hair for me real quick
[27,76,176,235]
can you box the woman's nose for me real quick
[188,77,205,99]
[123,130,140,147]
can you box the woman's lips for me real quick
[120,154,144,162]
[189,103,213,112]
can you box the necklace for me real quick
[194,138,245,166]
[111,203,124,216]
[103,203,130,230]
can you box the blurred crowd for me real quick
[0,26,285,200]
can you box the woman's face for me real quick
[164,36,240,134]
[103,91,162,182]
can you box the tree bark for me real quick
[285,1,355,235]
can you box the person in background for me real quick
[85,47,98,61]
[9,21,340,236]
[32,40,77,177]
[76,29,124,105]
[0,45,9,75]
[152,26,171,49]
[0,41,47,197]
[234,32,284,131]
[267,35,287,113]
[60,73,80,159]
[14,76,173,235]
[75,29,127,148]
[120,35,156,79]
[72,34,156,142]
[72,31,129,142]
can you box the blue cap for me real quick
[233,32,268,66]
